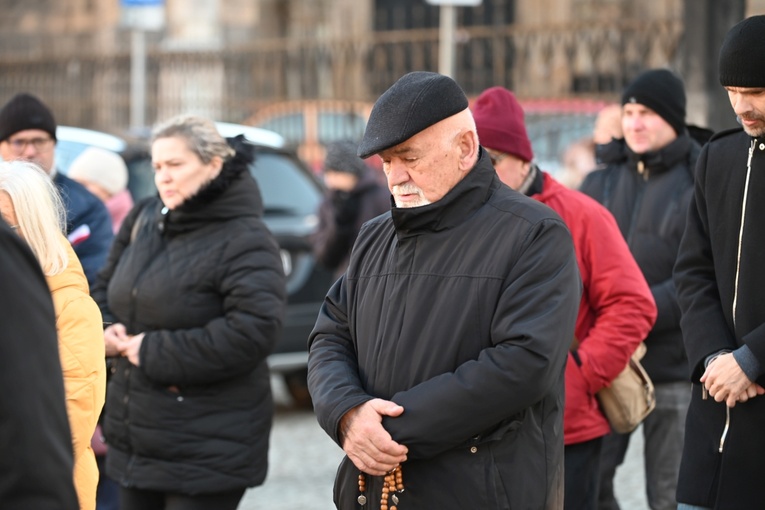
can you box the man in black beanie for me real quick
[0,93,112,287]
[307,71,581,509]
[674,14,765,510]
[579,68,701,510]
[310,140,389,279]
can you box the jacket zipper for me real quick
[718,138,756,454]
[637,160,649,181]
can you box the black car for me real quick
[56,124,334,405]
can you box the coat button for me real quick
[470,446,478,453]
[759,143,765,151]
[177,396,184,402]
[123,396,129,404]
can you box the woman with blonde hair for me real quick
[0,160,106,510]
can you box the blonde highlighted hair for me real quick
[0,160,68,275]
[151,114,235,164]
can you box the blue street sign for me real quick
[121,0,164,6]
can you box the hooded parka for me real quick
[46,237,106,510]
[308,151,582,510]
[580,134,700,383]
[674,128,765,509]
[92,143,286,495]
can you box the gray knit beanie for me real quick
[323,140,368,177]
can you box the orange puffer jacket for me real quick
[47,237,106,510]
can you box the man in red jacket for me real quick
[473,86,658,510]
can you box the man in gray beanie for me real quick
[0,93,113,287]
[579,68,701,510]
[310,140,389,279]
[307,71,581,509]
[674,14,765,510]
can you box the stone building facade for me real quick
[0,0,759,130]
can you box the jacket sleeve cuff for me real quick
[732,345,762,381]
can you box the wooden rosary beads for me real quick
[358,465,404,509]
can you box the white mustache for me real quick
[392,184,423,195]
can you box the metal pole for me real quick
[438,5,457,77]
[130,29,146,130]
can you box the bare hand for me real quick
[701,353,756,407]
[339,399,408,476]
[736,382,765,404]
[104,323,129,357]
[121,333,145,366]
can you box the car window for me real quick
[258,114,305,146]
[249,152,322,216]
[317,112,367,144]
[55,140,99,172]
[125,157,157,200]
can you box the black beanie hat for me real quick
[621,69,686,135]
[323,140,368,177]
[719,15,765,87]
[0,93,57,142]
[358,71,469,159]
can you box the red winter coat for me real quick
[531,172,657,444]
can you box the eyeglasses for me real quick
[487,150,509,166]
[4,136,54,155]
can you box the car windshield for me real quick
[258,114,305,147]
[56,136,321,215]
[251,152,321,216]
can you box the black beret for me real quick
[357,72,468,159]
[0,93,57,142]
[719,15,765,88]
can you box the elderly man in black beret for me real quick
[307,71,582,510]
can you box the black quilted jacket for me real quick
[92,147,286,494]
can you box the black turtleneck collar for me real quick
[625,132,694,175]
[390,148,500,239]
[595,138,627,166]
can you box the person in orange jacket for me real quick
[473,86,658,510]
[0,160,106,510]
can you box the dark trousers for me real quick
[565,436,603,510]
[598,382,690,510]
[597,431,630,510]
[95,455,120,510]
[120,486,245,510]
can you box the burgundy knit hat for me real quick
[472,86,534,162]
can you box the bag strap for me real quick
[130,202,152,244]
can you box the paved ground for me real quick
[238,378,650,510]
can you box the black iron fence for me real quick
[0,19,681,131]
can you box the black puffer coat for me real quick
[580,134,699,383]
[308,152,581,510]
[92,144,286,494]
